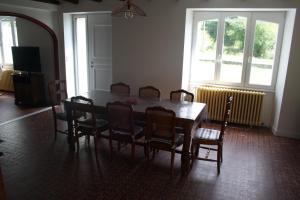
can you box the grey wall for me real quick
[16,18,54,101]
[58,0,300,138]
[2,0,299,139]
[0,0,60,102]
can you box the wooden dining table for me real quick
[64,90,207,175]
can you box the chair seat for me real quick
[175,126,185,133]
[77,118,109,133]
[150,133,184,149]
[55,112,67,121]
[55,111,82,121]
[194,128,220,141]
[109,125,144,142]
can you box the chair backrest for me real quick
[139,86,160,99]
[145,106,176,142]
[220,96,233,135]
[48,80,68,106]
[71,96,96,129]
[107,101,134,133]
[110,82,130,96]
[170,89,194,102]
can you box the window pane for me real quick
[1,21,14,65]
[220,16,247,83]
[191,19,218,82]
[249,20,279,86]
[75,17,88,94]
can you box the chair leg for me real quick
[170,150,175,176]
[94,135,97,155]
[220,144,223,163]
[87,135,90,145]
[152,148,156,159]
[145,143,149,160]
[131,143,135,158]
[217,144,221,174]
[190,143,195,169]
[195,143,200,157]
[118,141,121,151]
[54,118,57,141]
[76,134,80,153]
[109,137,113,159]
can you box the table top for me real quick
[66,90,206,122]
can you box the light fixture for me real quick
[112,0,146,19]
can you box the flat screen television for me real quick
[12,46,41,73]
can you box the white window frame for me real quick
[189,11,285,91]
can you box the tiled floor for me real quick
[0,93,47,124]
[0,110,300,200]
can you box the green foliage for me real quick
[204,21,218,44]
[253,22,277,59]
[223,18,245,55]
[203,18,277,59]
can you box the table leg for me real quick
[181,122,193,175]
[65,101,75,151]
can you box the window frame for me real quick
[189,11,286,91]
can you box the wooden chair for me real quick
[111,82,130,96]
[48,80,68,140]
[106,101,144,158]
[71,96,108,153]
[145,106,184,175]
[191,96,233,174]
[170,89,194,102]
[139,86,160,99]
[170,89,194,134]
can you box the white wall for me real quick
[0,0,58,31]
[58,0,299,138]
[16,0,297,138]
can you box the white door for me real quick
[87,13,112,91]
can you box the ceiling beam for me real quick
[32,0,60,5]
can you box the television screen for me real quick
[12,46,41,73]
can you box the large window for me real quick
[189,11,285,90]
[0,17,18,68]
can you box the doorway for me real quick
[67,12,112,96]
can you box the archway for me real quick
[0,11,59,79]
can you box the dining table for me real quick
[64,90,207,175]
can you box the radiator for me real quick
[196,86,265,126]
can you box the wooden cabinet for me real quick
[12,73,45,106]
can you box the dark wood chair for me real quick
[145,106,184,175]
[71,96,108,153]
[110,82,130,96]
[170,89,194,134]
[170,89,194,102]
[191,96,233,174]
[106,101,144,158]
[48,80,68,140]
[139,86,160,99]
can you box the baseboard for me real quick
[272,126,300,139]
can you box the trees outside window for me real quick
[190,11,285,90]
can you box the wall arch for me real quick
[0,11,59,79]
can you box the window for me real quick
[73,16,88,95]
[0,17,18,68]
[189,11,285,90]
